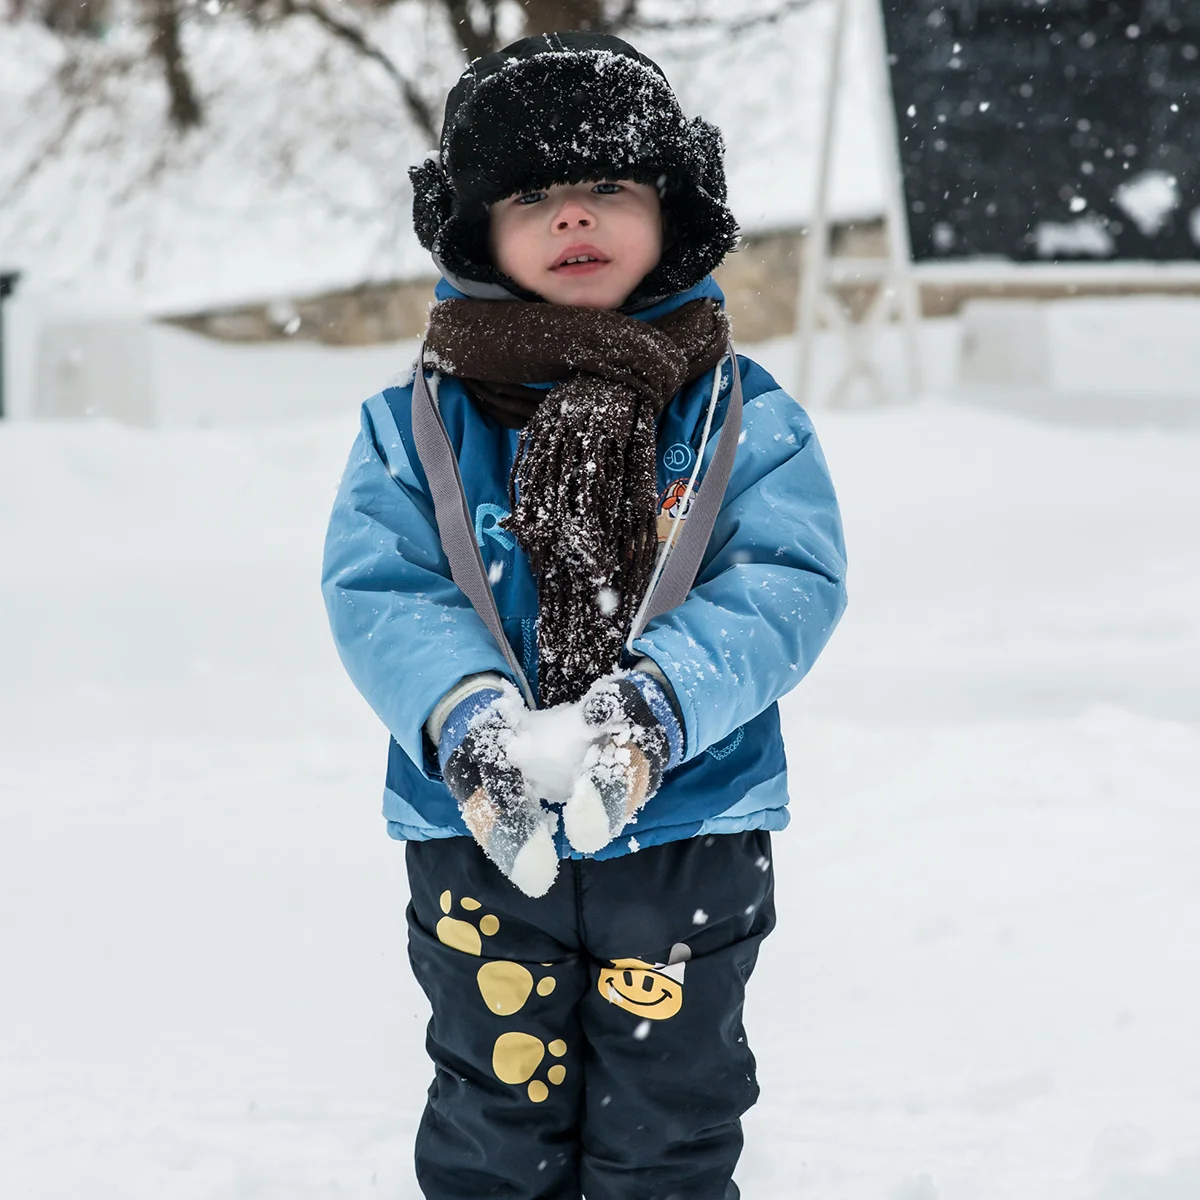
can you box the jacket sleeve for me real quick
[321,391,520,777]
[631,371,847,761]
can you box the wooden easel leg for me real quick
[796,0,850,408]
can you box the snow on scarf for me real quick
[424,297,730,706]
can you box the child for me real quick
[323,30,847,1200]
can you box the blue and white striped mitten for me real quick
[564,665,684,855]
[430,677,558,897]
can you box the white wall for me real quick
[12,301,419,427]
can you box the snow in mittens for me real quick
[505,697,595,805]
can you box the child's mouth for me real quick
[551,248,610,275]
[553,260,607,276]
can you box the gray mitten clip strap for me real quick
[409,358,535,708]
[630,342,743,638]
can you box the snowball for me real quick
[507,700,595,803]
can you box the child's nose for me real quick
[554,200,593,231]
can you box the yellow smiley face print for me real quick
[597,943,691,1021]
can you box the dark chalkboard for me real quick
[880,0,1200,262]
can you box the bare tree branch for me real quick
[29,0,112,36]
[1,45,140,206]
[516,0,606,34]
[434,0,641,60]
[628,0,812,35]
[283,0,440,143]
[148,0,203,129]
[438,0,499,62]
[599,0,639,32]
[2,90,88,204]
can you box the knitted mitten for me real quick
[434,681,559,897]
[564,668,684,854]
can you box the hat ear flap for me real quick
[409,157,453,250]
[688,117,728,203]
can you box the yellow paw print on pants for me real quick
[435,890,499,955]
[493,1031,568,1103]
[435,891,568,1103]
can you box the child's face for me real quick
[489,180,662,309]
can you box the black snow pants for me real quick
[405,828,776,1200]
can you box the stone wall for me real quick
[167,279,436,346]
[165,219,1200,345]
[164,222,887,347]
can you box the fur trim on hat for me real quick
[410,32,738,305]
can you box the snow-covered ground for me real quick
[2,324,1200,1199]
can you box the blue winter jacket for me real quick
[322,276,847,859]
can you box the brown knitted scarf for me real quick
[424,297,730,706]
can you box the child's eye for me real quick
[592,182,623,195]
[515,191,547,205]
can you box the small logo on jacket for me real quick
[663,442,693,472]
[657,479,697,543]
[475,503,515,551]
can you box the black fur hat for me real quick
[409,31,739,305]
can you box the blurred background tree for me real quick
[5,0,644,134]
[14,0,112,36]
[4,0,803,136]
[0,0,811,311]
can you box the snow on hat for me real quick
[409,30,739,305]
